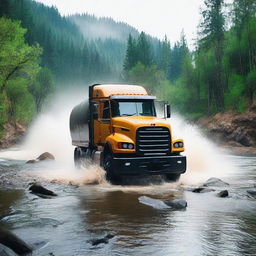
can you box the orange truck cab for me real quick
[70,84,186,183]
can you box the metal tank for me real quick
[69,101,89,147]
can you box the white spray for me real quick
[0,90,234,186]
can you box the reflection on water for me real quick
[0,155,255,255]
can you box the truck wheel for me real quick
[165,174,181,182]
[74,147,90,168]
[74,147,82,168]
[103,153,120,184]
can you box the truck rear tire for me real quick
[103,152,121,184]
[74,147,91,168]
[165,173,181,182]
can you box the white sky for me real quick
[35,0,231,47]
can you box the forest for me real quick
[0,0,256,137]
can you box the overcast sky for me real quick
[35,0,225,47]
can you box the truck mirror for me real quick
[166,104,171,118]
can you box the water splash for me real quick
[0,90,235,186]
[170,114,234,184]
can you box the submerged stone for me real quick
[203,177,229,187]
[89,234,115,246]
[217,190,229,198]
[29,183,57,197]
[192,187,215,193]
[247,189,256,196]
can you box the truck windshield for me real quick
[112,100,156,117]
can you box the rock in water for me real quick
[139,196,187,210]
[247,189,256,196]
[29,183,57,197]
[138,196,170,210]
[89,234,115,246]
[192,187,215,193]
[26,160,37,164]
[203,177,229,187]
[0,228,33,255]
[164,199,187,209]
[37,152,55,161]
[217,190,229,198]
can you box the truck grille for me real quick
[137,127,171,156]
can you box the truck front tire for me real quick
[103,152,121,184]
[165,173,181,182]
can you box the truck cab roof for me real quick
[93,84,149,98]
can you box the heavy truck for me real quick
[69,84,186,183]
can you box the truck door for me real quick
[94,101,111,145]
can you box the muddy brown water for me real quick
[0,154,256,256]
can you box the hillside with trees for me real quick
[0,0,256,144]
[123,0,256,118]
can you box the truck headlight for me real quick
[174,142,183,148]
[118,142,134,149]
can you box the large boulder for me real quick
[29,183,57,198]
[0,228,33,255]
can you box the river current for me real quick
[0,93,255,255]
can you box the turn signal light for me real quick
[118,142,134,149]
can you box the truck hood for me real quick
[112,116,171,131]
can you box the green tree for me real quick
[137,32,153,67]
[123,34,138,72]
[29,68,55,112]
[127,62,165,94]
[198,0,226,111]
[0,17,42,94]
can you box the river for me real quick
[0,94,256,255]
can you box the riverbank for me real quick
[197,106,256,156]
[0,122,27,149]
[1,108,256,156]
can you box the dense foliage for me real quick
[1,0,256,138]
[123,0,256,117]
[0,0,141,135]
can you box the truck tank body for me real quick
[69,101,89,147]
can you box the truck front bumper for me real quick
[112,155,186,176]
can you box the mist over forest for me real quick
[0,0,256,137]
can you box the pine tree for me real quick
[123,34,137,71]
[137,32,153,66]
[199,0,225,111]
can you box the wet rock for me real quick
[139,196,187,210]
[26,152,55,164]
[164,199,187,209]
[0,244,18,256]
[247,189,256,196]
[192,187,215,193]
[89,234,115,246]
[0,227,33,255]
[26,160,37,164]
[138,196,170,209]
[37,152,55,161]
[217,190,229,198]
[203,177,229,187]
[29,183,57,197]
